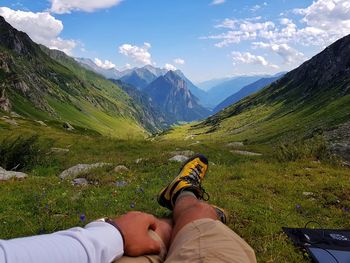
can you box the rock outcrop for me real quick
[59,163,112,179]
[0,167,27,180]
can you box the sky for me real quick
[0,0,350,83]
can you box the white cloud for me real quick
[205,0,350,50]
[94,58,116,69]
[293,0,350,46]
[0,7,77,55]
[250,5,261,12]
[206,19,275,47]
[164,63,177,71]
[119,43,152,65]
[232,51,279,69]
[211,0,225,5]
[215,18,236,29]
[253,42,305,65]
[50,0,122,14]
[174,58,185,65]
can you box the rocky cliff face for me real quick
[143,71,210,122]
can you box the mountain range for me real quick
[212,73,285,114]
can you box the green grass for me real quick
[0,119,349,262]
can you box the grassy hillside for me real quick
[0,119,349,263]
[0,17,164,138]
[161,35,350,152]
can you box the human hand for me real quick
[113,211,161,256]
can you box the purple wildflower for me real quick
[80,214,86,223]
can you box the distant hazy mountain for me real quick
[110,80,173,129]
[75,57,124,79]
[205,75,269,107]
[143,65,167,77]
[143,71,211,122]
[213,74,285,114]
[120,68,158,90]
[196,77,231,91]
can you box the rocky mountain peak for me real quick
[0,16,37,56]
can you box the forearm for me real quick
[0,222,124,263]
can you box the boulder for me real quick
[231,150,262,156]
[226,142,244,147]
[114,165,129,173]
[71,178,88,186]
[63,122,74,131]
[35,120,47,126]
[50,147,70,154]
[135,158,146,164]
[115,180,128,187]
[0,117,18,126]
[59,163,112,179]
[170,150,194,157]
[0,167,27,181]
[169,155,188,162]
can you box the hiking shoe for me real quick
[212,205,228,224]
[158,154,209,210]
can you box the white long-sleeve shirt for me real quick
[0,221,124,263]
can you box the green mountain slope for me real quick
[0,16,162,138]
[164,34,350,155]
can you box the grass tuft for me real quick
[0,135,42,171]
[274,135,334,162]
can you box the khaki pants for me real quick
[114,219,256,263]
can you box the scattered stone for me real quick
[35,120,47,126]
[303,192,314,197]
[226,142,244,147]
[135,158,147,164]
[209,162,216,166]
[71,178,88,186]
[10,112,21,118]
[184,135,196,140]
[0,117,18,126]
[114,165,129,173]
[115,180,128,187]
[0,167,27,181]
[169,155,188,162]
[170,150,194,157]
[188,141,200,146]
[59,163,112,179]
[341,161,350,167]
[63,122,74,131]
[230,150,262,156]
[50,147,70,154]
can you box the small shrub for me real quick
[274,135,333,162]
[0,135,41,171]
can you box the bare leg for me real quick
[171,195,217,240]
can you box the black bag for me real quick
[283,227,350,263]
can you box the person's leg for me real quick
[171,194,217,239]
[158,154,256,263]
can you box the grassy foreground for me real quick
[0,119,349,262]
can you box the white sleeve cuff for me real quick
[57,221,124,262]
[83,221,124,262]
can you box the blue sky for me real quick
[1,0,349,82]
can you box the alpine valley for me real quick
[1,11,350,263]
